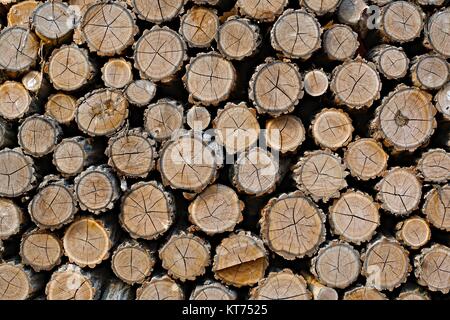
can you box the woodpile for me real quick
[0,0,449,301]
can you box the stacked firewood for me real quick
[0,0,449,300]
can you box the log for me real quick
[375,167,422,216]
[45,93,78,124]
[101,58,133,89]
[0,81,33,120]
[424,7,450,58]
[130,0,185,24]
[396,287,430,300]
[111,240,155,285]
[216,16,260,60]
[0,148,36,198]
[328,190,380,244]
[292,150,348,202]
[134,26,187,83]
[368,45,409,80]
[380,1,424,43]
[0,198,24,240]
[310,240,361,289]
[303,69,329,97]
[180,7,219,48]
[249,269,311,300]
[410,54,449,91]
[119,181,175,240]
[18,115,62,157]
[301,0,341,15]
[144,99,184,142]
[106,128,156,178]
[323,24,359,62]
[125,80,156,107]
[213,102,260,154]
[361,237,411,291]
[270,10,321,60]
[20,228,63,272]
[337,0,367,26]
[249,59,303,116]
[190,281,237,300]
[435,82,450,120]
[101,279,134,300]
[343,286,387,300]
[344,138,388,181]
[7,1,39,27]
[212,231,268,287]
[414,244,450,294]
[69,0,96,14]
[22,70,49,98]
[136,275,184,300]
[265,115,305,154]
[237,0,288,21]
[259,191,326,260]
[0,260,44,300]
[186,106,211,131]
[416,149,450,183]
[422,185,450,232]
[311,108,354,150]
[396,216,431,250]
[301,272,338,300]
[371,85,436,152]
[188,184,244,235]
[74,165,120,214]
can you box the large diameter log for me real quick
[410,54,449,91]
[260,191,326,260]
[380,1,424,43]
[416,149,450,183]
[237,0,288,21]
[190,281,237,300]
[0,198,24,240]
[0,81,33,120]
[0,261,44,300]
[423,185,450,232]
[131,0,185,24]
[136,275,184,300]
[414,244,450,294]
[0,148,36,198]
[424,8,450,58]
[18,115,62,157]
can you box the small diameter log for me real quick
[53,137,101,177]
[380,1,424,43]
[188,184,243,235]
[303,69,329,97]
[417,149,450,183]
[343,286,387,300]
[396,287,430,300]
[237,0,287,22]
[416,0,445,4]
[111,240,155,285]
[18,115,62,157]
[46,45,94,92]
[31,1,75,43]
[213,232,268,287]
[180,7,219,48]
[136,275,184,300]
[330,58,381,109]
[158,133,218,193]
[0,148,36,198]
[232,147,280,196]
[423,185,450,232]
[76,88,129,137]
[292,150,348,202]
[159,232,210,282]
[311,240,361,289]
[190,281,237,300]
[22,71,49,97]
[301,273,338,300]
[186,106,211,131]
[396,216,431,250]
[20,229,63,272]
[0,26,39,73]
[144,99,184,142]
[410,54,449,91]
[0,261,43,300]
[424,8,450,58]
[0,81,32,120]
[323,24,359,62]
[371,85,436,152]
[414,244,450,294]
[45,93,78,124]
[260,191,326,260]
[46,263,101,300]
[125,80,156,107]
[131,0,185,24]
[80,2,137,56]
[301,0,340,15]
[337,0,367,26]
[329,190,380,245]
[7,1,39,27]
[119,181,175,240]
[28,177,77,230]
[106,129,156,178]
[134,26,187,82]
[368,45,409,80]
[375,167,422,216]
[0,198,24,240]
[311,108,354,150]
[249,59,303,116]
[184,52,236,106]
[101,58,133,89]
[69,0,96,14]
[63,217,114,268]
[249,269,311,300]
[102,279,134,300]
[435,83,450,120]
[344,138,388,181]
[216,17,259,60]
[213,102,260,154]
[265,115,305,154]
[74,165,120,214]
[270,10,321,60]
[361,237,411,291]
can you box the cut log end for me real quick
[0,262,36,300]
[18,115,62,157]
[237,0,288,21]
[20,229,63,272]
[411,54,449,91]
[7,1,39,27]
[343,286,387,300]
[323,24,358,61]
[435,82,450,120]
[396,216,431,250]
[31,1,75,43]
[125,80,156,107]
[45,93,78,124]
[101,58,133,89]
[180,7,219,48]
[216,17,259,60]
[131,0,185,24]
[186,106,211,131]
[303,69,329,97]
[190,282,237,300]
[369,45,409,80]
[425,8,450,58]
[53,137,97,177]
[311,108,353,150]
[302,0,340,15]
[381,1,424,43]
[0,81,32,120]
[417,149,450,183]
[265,115,305,153]
[144,99,184,142]
[0,26,39,73]
[414,244,450,294]
[136,275,184,300]
[0,148,35,198]
[423,185,450,232]
[0,198,23,240]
